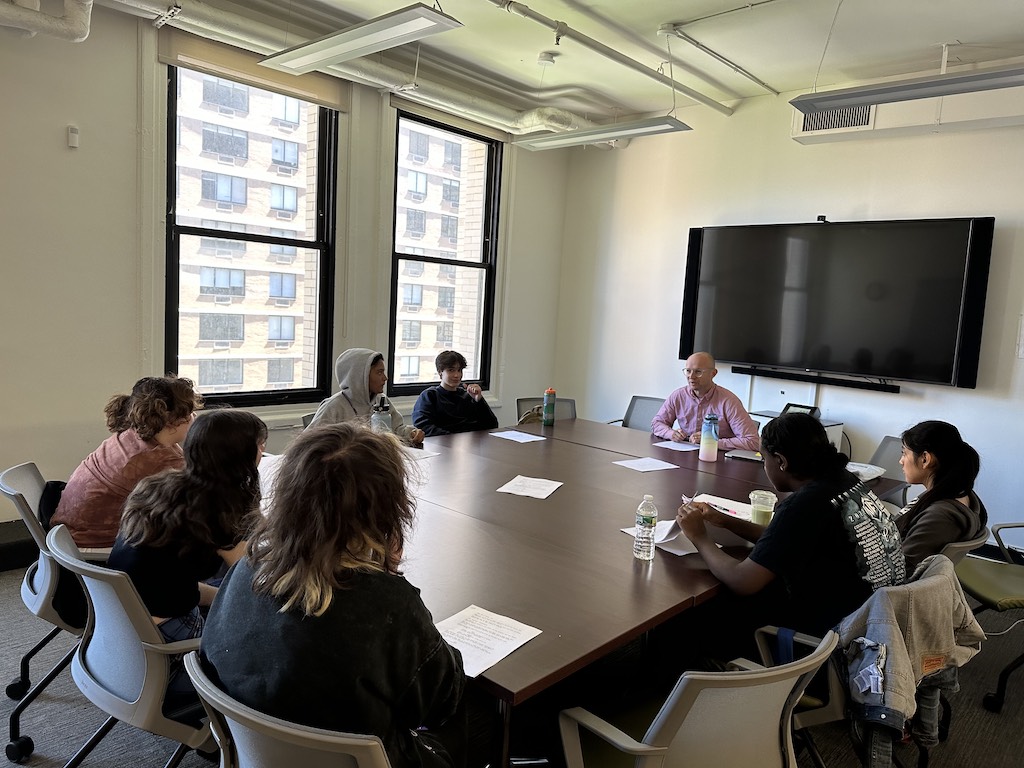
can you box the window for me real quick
[402,284,423,308]
[437,321,453,345]
[444,140,461,170]
[442,179,460,207]
[202,123,248,158]
[402,320,421,344]
[407,170,428,201]
[408,130,428,161]
[272,138,299,167]
[199,359,243,387]
[267,358,294,384]
[199,313,244,341]
[168,67,338,404]
[399,356,419,376]
[389,114,501,395]
[269,272,297,299]
[202,77,249,112]
[199,219,246,252]
[269,316,296,341]
[438,286,455,311]
[273,94,301,124]
[270,184,298,212]
[406,210,425,237]
[200,267,245,296]
[201,172,246,205]
[441,215,458,243]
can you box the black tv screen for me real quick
[679,218,994,388]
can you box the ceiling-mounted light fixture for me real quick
[790,62,1024,114]
[514,115,691,151]
[260,3,462,75]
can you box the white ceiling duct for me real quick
[0,0,94,42]
[105,0,605,140]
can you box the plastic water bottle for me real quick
[542,387,556,426]
[634,495,657,561]
[370,397,391,434]
[698,413,719,462]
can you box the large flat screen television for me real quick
[679,217,994,389]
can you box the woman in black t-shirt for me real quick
[108,409,267,643]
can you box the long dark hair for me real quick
[104,375,203,441]
[248,422,416,617]
[901,420,980,513]
[760,413,849,478]
[120,410,266,556]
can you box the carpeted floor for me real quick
[2,564,1022,767]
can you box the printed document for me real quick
[491,430,546,443]
[437,605,542,678]
[612,457,679,472]
[496,475,563,499]
[653,440,700,452]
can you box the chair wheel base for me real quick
[982,692,1003,713]
[5,679,30,700]
[6,735,34,763]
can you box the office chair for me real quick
[2,462,86,764]
[45,525,215,768]
[955,522,1024,713]
[516,397,577,421]
[558,631,837,768]
[301,412,316,428]
[183,652,393,768]
[940,527,990,565]
[607,396,664,431]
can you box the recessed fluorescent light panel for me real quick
[790,63,1024,114]
[260,3,462,75]
[515,116,691,151]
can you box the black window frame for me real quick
[165,65,338,407]
[388,113,502,397]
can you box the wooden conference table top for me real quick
[403,419,906,709]
[402,419,775,707]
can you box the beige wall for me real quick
[0,7,567,520]
[553,94,1024,525]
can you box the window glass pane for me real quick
[169,67,334,400]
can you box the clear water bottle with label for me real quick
[698,413,719,462]
[370,397,391,434]
[542,387,556,426]
[633,495,658,561]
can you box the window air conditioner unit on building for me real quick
[213,340,231,349]
[214,295,232,304]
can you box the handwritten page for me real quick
[437,605,542,678]
[612,457,679,472]
[496,475,563,499]
[653,440,700,452]
[491,430,546,443]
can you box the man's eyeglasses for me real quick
[684,369,707,377]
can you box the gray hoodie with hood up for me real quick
[307,348,416,441]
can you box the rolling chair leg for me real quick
[62,716,118,768]
[6,626,63,700]
[6,642,77,763]
[982,650,1024,714]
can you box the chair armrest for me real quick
[607,419,624,425]
[754,625,825,667]
[559,708,665,756]
[142,638,202,655]
[991,523,1024,562]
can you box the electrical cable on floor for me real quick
[980,617,1024,637]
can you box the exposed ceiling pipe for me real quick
[104,0,601,139]
[0,0,94,42]
[484,0,734,117]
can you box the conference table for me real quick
[401,418,904,766]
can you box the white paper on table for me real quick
[436,605,542,678]
[491,430,546,443]
[496,475,563,499]
[612,457,680,472]
[620,520,701,557]
[402,445,440,461]
[694,493,753,521]
[653,440,700,452]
